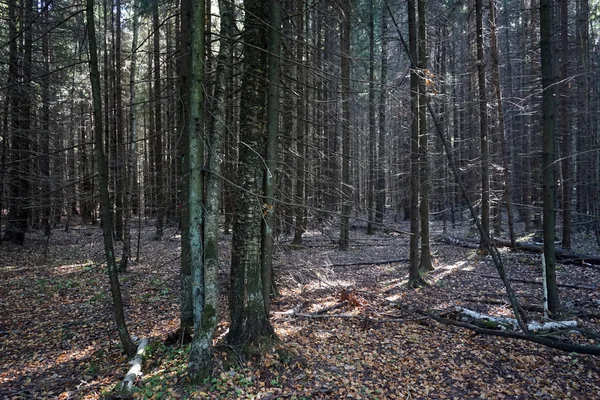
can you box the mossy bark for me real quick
[228,0,275,347]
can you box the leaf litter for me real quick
[1,222,599,399]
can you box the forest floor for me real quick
[1,218,600,399]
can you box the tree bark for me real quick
[227,0,274,346]
[476,0,490,250]
[367,0,376,235]
[418,0,433,272]
[375,12,387,226]
[339,0,351,251]
[262,0,281,313]
[408,0,422,286]
[187,0,208,382]
[540,0,560,313]
[178,0,194,330]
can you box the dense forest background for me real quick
[2,0,598,252]
[1,0,600,397]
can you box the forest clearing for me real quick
[1,221,599,399]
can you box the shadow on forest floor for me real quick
[1,220,599,399]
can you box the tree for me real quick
[540,0,560,314]
[339,0,351,251]
[262,0,282,313]
[418,0,433,272]
[408,0,424,286]
[367,0,377,235]
[375,11,387,226]
[86,0,136,357]
[186,0,208,381]
[178,0,194,331]
[476,0,490,249]
[228,0,274,346]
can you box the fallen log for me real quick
[112,338,149,399]
[481,274,597,291]
[457,307,578,332]
[436,235,600,266]
[494,239,600,266]
[424,311,600,356]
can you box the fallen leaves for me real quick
[1,225,600,398]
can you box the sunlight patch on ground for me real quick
[432,260,474,281]
[274,322,302,340]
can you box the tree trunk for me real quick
[262,0,281,313]
[375,12,387,225]
[86,0,136,357]
[178,0,194,330]
[408,0,423,286]
[186,0,208,382]
[367,0,376,235]
[227,0,274,346]
[418,0,433,272]
[476,0,490,249]
[540,0,560,314]
[339,0,351,251]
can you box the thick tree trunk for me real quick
[178,0,194,330]
[187,0,208,382]
[227,0,274,346]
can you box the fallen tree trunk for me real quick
[112,338,149,399]
[457,307,578,332]
[494,239,600,266]
[424,311,600,355]
[481,274,597,291]
[437,235,600,266]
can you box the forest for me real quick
[1,0,600,397]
